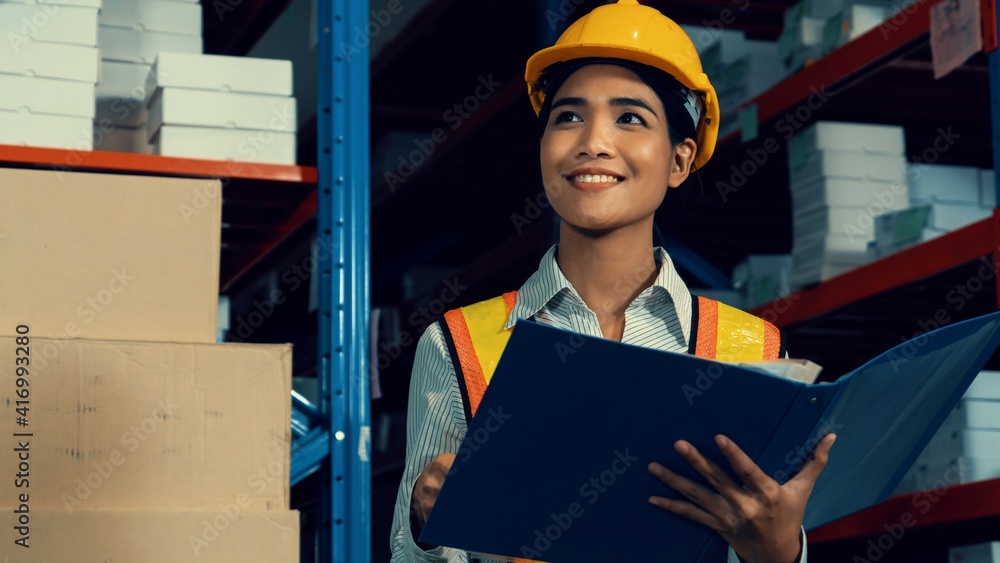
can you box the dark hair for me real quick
[535,57,698,149]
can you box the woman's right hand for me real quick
[411,453,457,528]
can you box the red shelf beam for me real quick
[752,214,999,327]
[0,144,318,184]
[810,478,1000,543]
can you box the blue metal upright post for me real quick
[317,0,371,561]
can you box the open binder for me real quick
[420,311,1000,562]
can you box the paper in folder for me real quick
[420,311,1000,562]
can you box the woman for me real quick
[391,2,835,561]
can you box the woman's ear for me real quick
[667,138,697,188]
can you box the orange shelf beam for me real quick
[0,144,318,184]
[752,214,999,327]
[810,478,1000,543]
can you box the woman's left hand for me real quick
[647,433,836,563]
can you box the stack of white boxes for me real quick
[871,166,995,257]
[788,121,908,287]
[145,52,297,165]
[701,34,784,136]
[95,0,203,153]
[894,371,1000,495]
[0,0,100,149]
[950,542,1000,562]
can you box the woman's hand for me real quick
[411,453,457,528]
[647,433,836,563]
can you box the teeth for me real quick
[571,174,620,183]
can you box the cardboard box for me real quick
[792,176,909,215]
[797,121,905,155]
[98,24,203,65]
[950,542,1000,563]
[908,163,981,204]
[794,205,888,239]
[732,255,792,308]
[942,399,1000,431]
[95,60,154,128]
[919,428,1000,461]
[1,510,299,562]
[791,261,856,287]
[99,0,202,36]
[0,336,291,511]
[93,123,152,154]
[0,110,92,149]
[790,149,906,185]
[151,125,297,165]
[0,168,221,343]
[0,2,98,46]
[968,371,1000,400]
[0,74,94,118]
[0,0,101,6]
[0,40,99,83]
[793,231,871,262]
[147,87,297,138]
[150,52,294,97]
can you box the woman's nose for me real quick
[577,124,616,159]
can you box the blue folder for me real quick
[420,310,1000,562]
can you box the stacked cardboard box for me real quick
[0,0,100,149]
[787,121,908,287]
[94,0,203,153]
[732,255,793,309]
[703,35,784,136]
[0,168,299,561]
[894,371,1000,495]
[145,52,297,164]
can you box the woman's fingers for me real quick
[673,440,746,503]
[648,495,726,533]
[714,435,779,498]
[648,462,730,520]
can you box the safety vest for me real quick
[440,290,784,424]
[438,291,783,563]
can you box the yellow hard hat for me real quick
[525,0,719,170]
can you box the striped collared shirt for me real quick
[390,244,807,563]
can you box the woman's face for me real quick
[539,64,694,235]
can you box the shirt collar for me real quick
[504,244,693,344]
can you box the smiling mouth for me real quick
[566,174,623,184]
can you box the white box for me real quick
[793,231,871,262]
[94,123,151,154]
[920,428,1000,461]
[0,2,98,46]
[791,149,906,185]
[99,0,202,36]
[950,542,1000,563]
[980,169,996,208]
[792,176,910,215]
[0,74,94,118]
[968,371,1000,400]
[794,205,889,239]
[927,201,991,231]
[792,261,857,287]
[942,399,1000,431]
[0,40,98,83]
[150,52,294,97]
[732,254,793,308]
[98,24,203,64]
[0,109,91,149]
[147,88,297,140]
[96,60,153,127]
[797,121,905,155]
[152,125,297,165]
[908,163,981,204]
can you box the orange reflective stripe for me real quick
[502,290,518,313]
[694,296,718,360]
[762,320,781,359]
[443,308,489,419]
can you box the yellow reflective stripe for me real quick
[715,301,765,362]
[460,295,514,384]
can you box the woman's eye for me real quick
[618,112,646,126]
[553,111,582,124]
